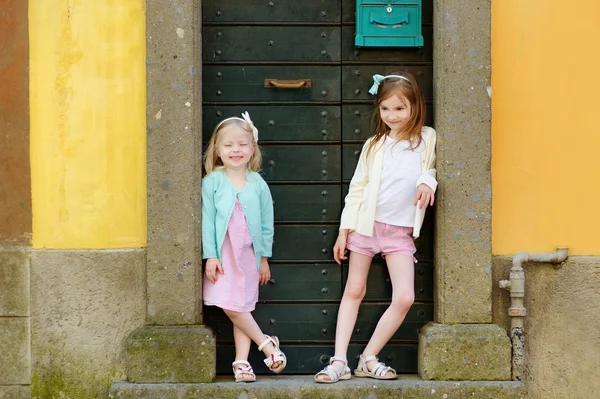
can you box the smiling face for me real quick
[216,124,255,171]
[379,94,412,138]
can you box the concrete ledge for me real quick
[0,318,30,384]
[31,249,146,399]
[127,325,216,383]
[0,386,31,399]
[418,323,511,381]
[0,250,30,317]
[109,376,526,399]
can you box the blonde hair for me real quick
[366,70,426,158]
[203,119,262,174]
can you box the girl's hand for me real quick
[205,258,224,284]
[333,230,349,265]
[259,258,271,286]
[414,184,435,209]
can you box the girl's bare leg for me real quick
[316,251,373,381]
[232,325,254,378]
[361,254,415,375]
[223,309,282,368]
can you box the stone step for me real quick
[110,375,526,399]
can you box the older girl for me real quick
[315,72,437,383]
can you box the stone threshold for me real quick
[110,375,526,399]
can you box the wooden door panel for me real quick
[342,65,434,101]
[341,103,434,143]
[272,225,339,261]
[205,303,432,342]
[261,145,341,182]
[203,66,341,103]
[342,144,362,182]
[203,0,342,23]
[203,27,341,62]
[202,105,342,143]
[202,0,435,375]
[343,260,434,301]
[417,207,435,241]
[258,264,343,301]
[270,185,342,222]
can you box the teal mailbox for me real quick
[355,0,424,47]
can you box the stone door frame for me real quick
[141,0,495,380]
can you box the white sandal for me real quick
[258,335,287,374]
[314,356,351,383]
[232,360,256,383]
[354,355,398,380]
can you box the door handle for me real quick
[264,79,312,89]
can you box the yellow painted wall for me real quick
[492,1,600,255]
[29,0,146,248]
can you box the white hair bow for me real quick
[241,111,259,142]
[368,74,411,95]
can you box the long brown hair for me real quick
[366,70,426,158]
[203,119,262,175]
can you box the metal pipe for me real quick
[499,247,568,380]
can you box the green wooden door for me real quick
[202,0,434,374]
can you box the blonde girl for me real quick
[202,112,286,382]
[315,72,437,383]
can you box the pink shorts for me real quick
[346,222,417,261]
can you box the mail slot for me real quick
[355,0,424,47]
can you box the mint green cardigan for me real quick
[201,169,274,269]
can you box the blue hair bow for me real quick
[368,74,411,95]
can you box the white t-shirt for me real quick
[374,135,424,227]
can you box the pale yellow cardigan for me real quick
[339,127,437,238]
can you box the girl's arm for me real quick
[416,169,437,192]
[259,178,274,258]
[416,128,437,191]
[201,176,219,259]
[335,141,372,262]
[259,257,271,286]
[333,229,350,264]
[339,139,372,231]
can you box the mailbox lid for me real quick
[343,26,432,62]
[355,2,424,47]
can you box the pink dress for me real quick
[203,199,260,312]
